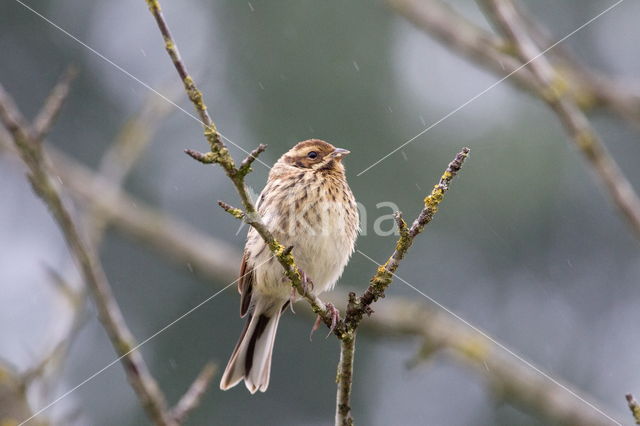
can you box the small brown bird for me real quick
[220,139,359,393]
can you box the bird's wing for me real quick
[238,251,254,317]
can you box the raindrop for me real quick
[352,61,360,72]
[248,2,255,12]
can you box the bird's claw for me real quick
[300,270,314,294]
[309,303,340,341]
[325,303,339,337]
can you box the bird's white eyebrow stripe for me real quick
[12,0,271,170]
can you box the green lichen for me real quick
[164,37,175,52]
[145,0,161,13]
[541,73,569,103]
[458,338,489,362]
[424,185,445,210]
[183,76,207,112]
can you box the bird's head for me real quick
[278,139,350,173]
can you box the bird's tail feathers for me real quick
[219,297,284,393]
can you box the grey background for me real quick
[1,0,639,425]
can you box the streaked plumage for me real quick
[220,139,358,393]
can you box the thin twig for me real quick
[345,147,470,330]
[0,82,175,426]
[31,66,78,143]
[171,363,218,424]
[144,0,340,333]
[332,148,469,424]
[478,0,640,239]
[144,0,230,166]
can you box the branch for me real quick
[335,332,356,426]
[478,0,640,239]
[144,0,340,334]
[171,363,217,424]
[1,137,619,425]
[346,147,470,330]
[144,0,230,168]
[388,0,640,121]
[332,148,469,423]
[0,81,175,426]
[628,394,640,425]
[31,66,77,143]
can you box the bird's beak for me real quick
[331,148,350,159]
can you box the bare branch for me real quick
[346,147,470,330]
[0,81,175,426]
[144,0,340,335]
[478,0,640,239]
[144,0,230,166]
[388,0,640,121]
[171,363,217,424]
[332,148,469,423]
[335,334,356,426]
[31,66,77,143]
[238,143,268,177]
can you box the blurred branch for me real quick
[388,0,640,119]
[478,0,640,239]
[170,362,217,424]
[628,394,640,425]
[0,135,620,425]
[21,268,86,388]
[390,0,640,239]
[0,79,175,425]
[31,66,77,143]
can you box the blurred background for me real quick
[1,0,640,425]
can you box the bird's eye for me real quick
[307,151,318,159]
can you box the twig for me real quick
[0,81,175,426]
[478,0,640,239]
[332,148,469,423]
[628,394,640,425]
[144,0,229,165]
[31,66,77,143]
[171,363,217,424]
[346,147,470,330]
[0,136,619,425]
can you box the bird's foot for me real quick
[300,270,314,294]
[325,303,339,337]
[309,303,340,340]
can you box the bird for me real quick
[219,139,359,393]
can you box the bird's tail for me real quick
[219,297,285,393]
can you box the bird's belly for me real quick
[292,215,353,294]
